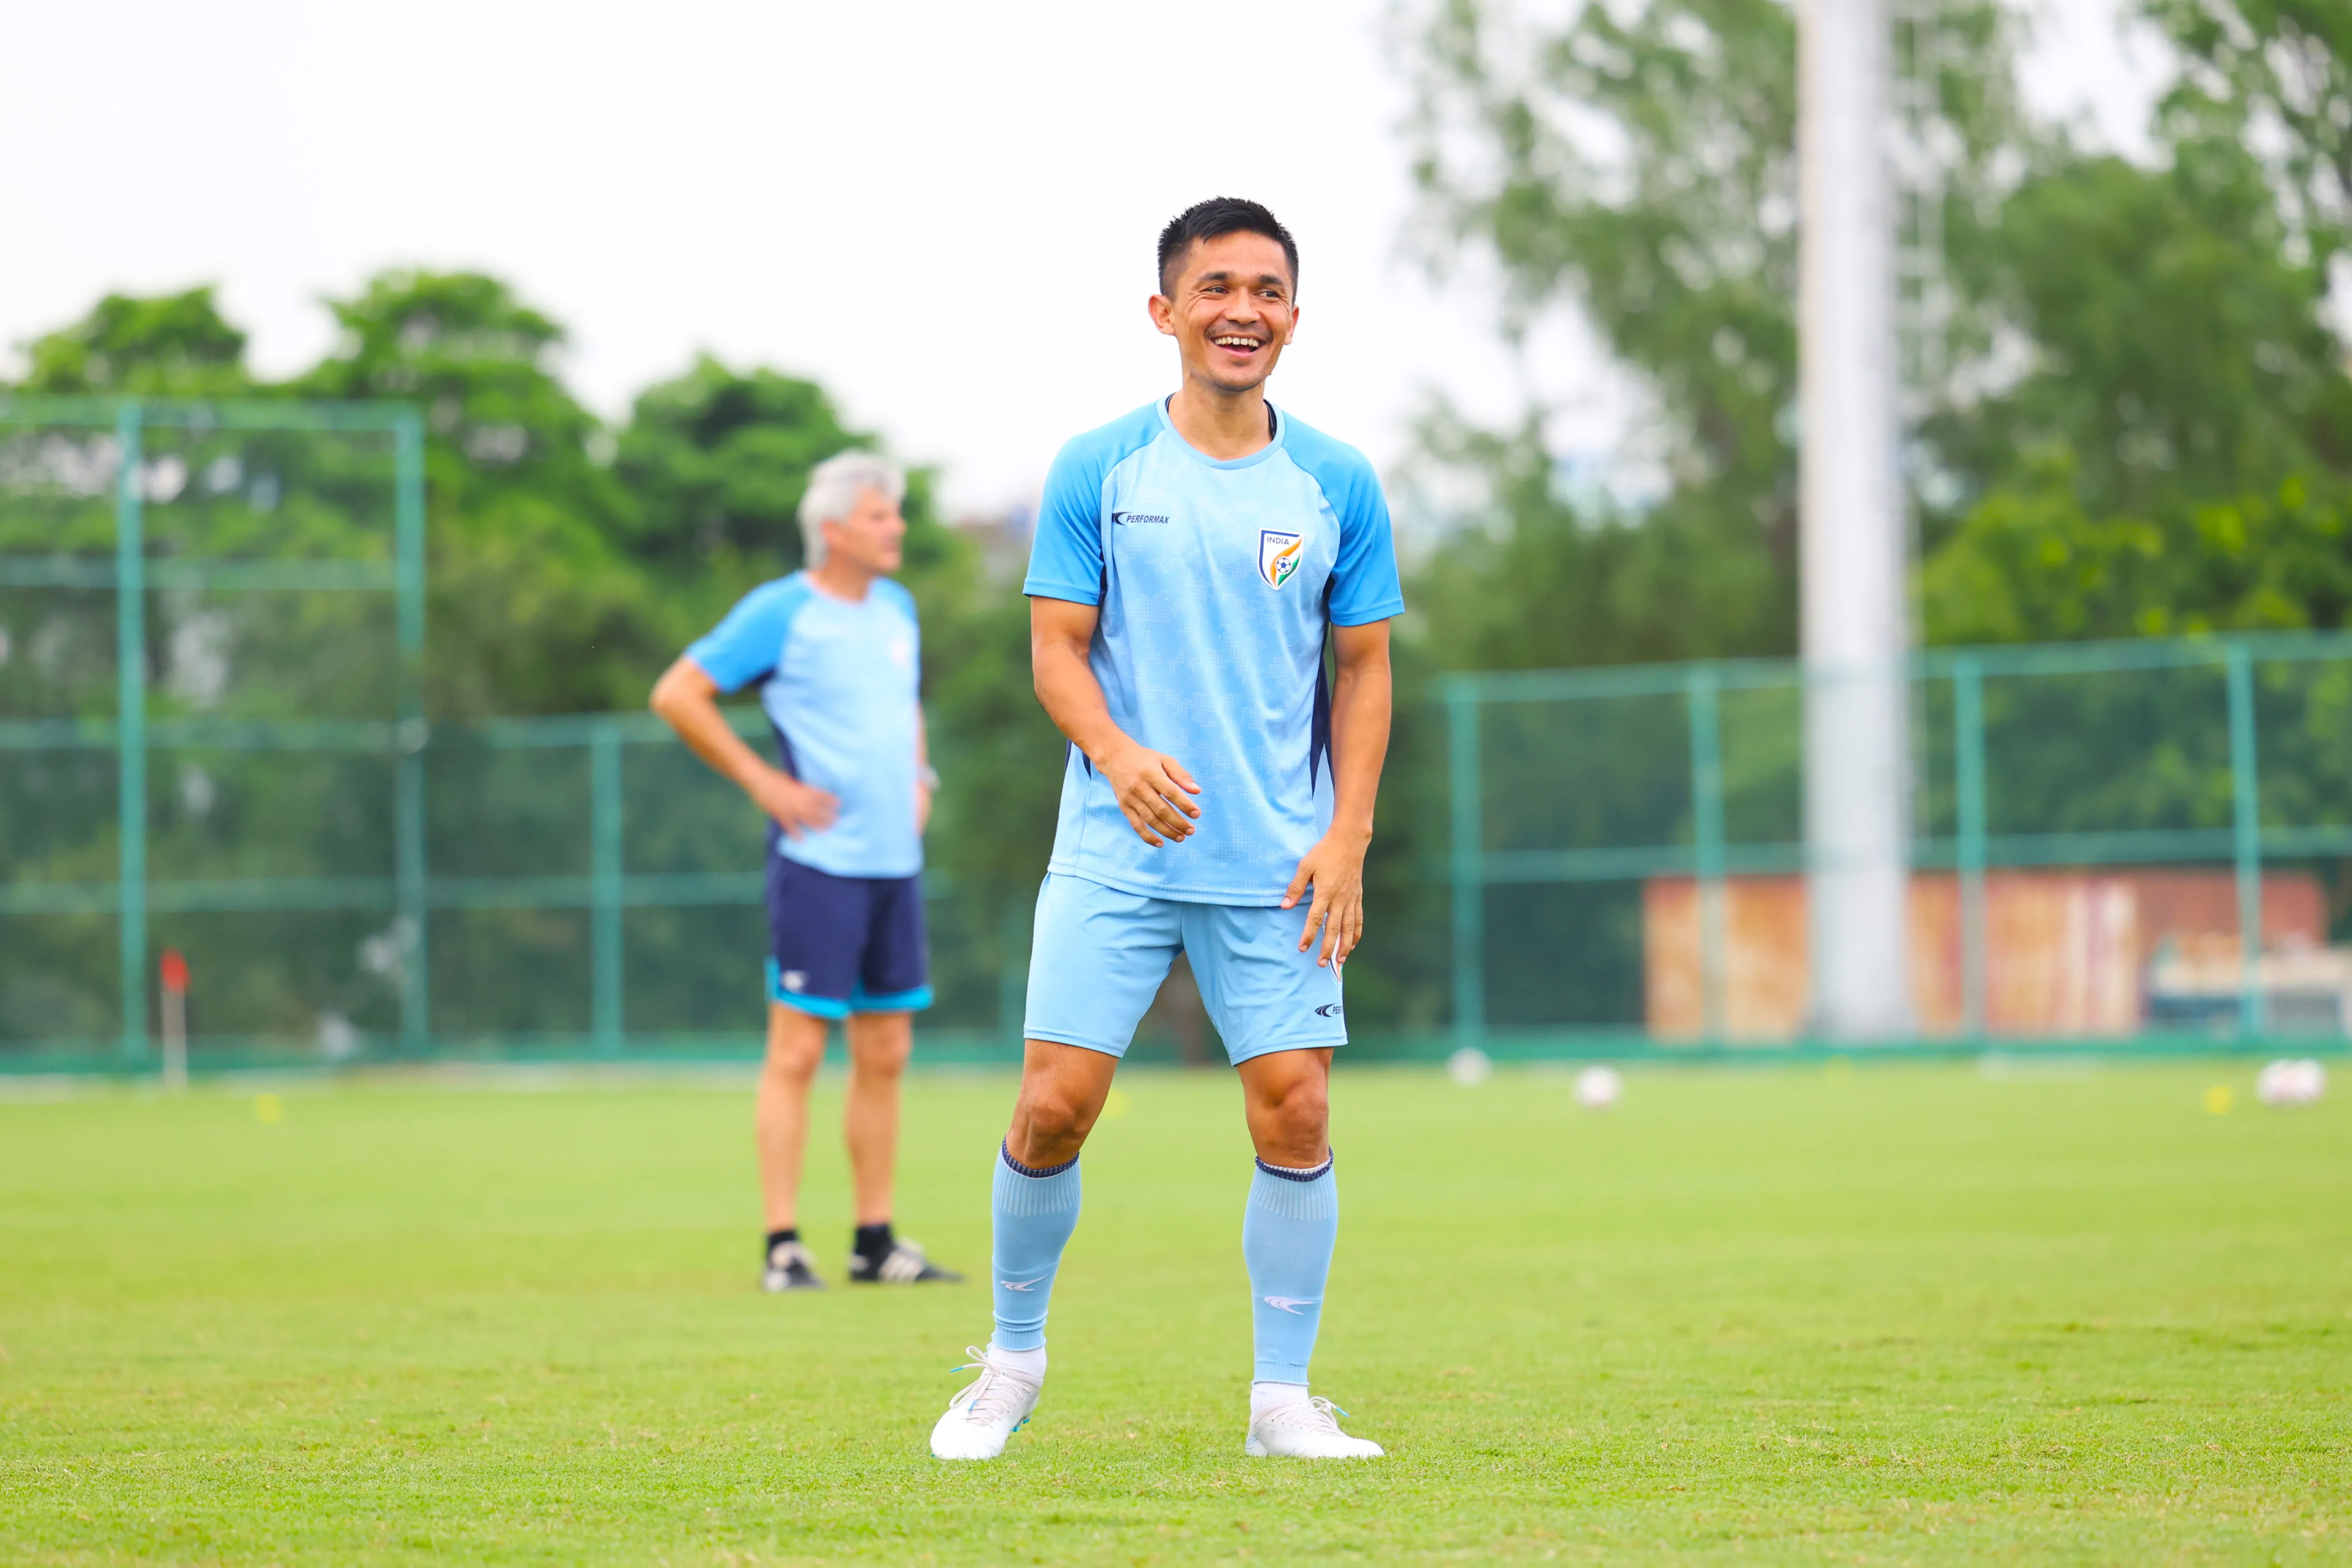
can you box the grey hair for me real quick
[797,450,904,567]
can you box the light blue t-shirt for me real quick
[684,572,923,879]
[1024,398,1406,905]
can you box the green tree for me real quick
[0,273,1075,1045]
[1403,0,2352,654]
[17,287,252,398]
[1403,0,2025,667]
[1921,132,2352,642]
[2141,0,2352,263]
[613,356,866,577]
[294,270,667,717]
[1918,3,2352,643]
[1402,416,1791,670]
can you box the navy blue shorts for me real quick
[763,855,932,1018]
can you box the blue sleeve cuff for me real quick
[681,643,755,694]
[1330,597,1405,627]
[1023,578,1104,605]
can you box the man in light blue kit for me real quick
[930,198,1402,1460]
[651,451,962,1293]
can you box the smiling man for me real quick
[928,198,1403,1461]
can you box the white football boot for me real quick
[1245,1395,1385,1459]
[928,1345,1043,1460]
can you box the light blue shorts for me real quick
[1022,873,1348,1065]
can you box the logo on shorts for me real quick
[1258,530,1305,589]
[1262,1295,1320,1315]
[1112,510,1170,526]
[781,969,807,993]
[1313,1003,1343,1018]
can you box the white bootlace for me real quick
[1259,1395,1349,1433]
[950,1346,1036,1426]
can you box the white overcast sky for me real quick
[4,0,2168,516]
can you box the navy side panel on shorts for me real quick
[858,873,930,1003]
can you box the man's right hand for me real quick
[746,767,840,839]
[1101,742,1200,847]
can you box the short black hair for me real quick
[1156,197,1299,298]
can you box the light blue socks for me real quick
[989,1143,1082,1352]
[992,1141,1336,1381]
[1242,1152,1339,1384]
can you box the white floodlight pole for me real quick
[1799,0,1913,1040]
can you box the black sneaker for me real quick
[761,1239,826,1292]
[847,1238,964,1284]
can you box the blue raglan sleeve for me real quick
[683,579,799,692]
[1023,437,1110,606]
[1323,451,1406,627]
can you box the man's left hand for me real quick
[916,780,934,835]
[1281,828,1371,969]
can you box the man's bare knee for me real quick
[1264,1083,1328,1149]
[1242,1053,1331,1164]
[764,1049,822,1087]
[1008,1084,1097,1166]
[1003,1041,1118,1167]
[847,1018,913,1081]
[764,1014,827,1084]
[851,1049,908,1085]
[1013,1085,1095,1145]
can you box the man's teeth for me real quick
[1214,336,1262,349]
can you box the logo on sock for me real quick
[1261,1295,1320,1315]
[998,1275,1047,1291]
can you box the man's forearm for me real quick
[1034,641,1140,768]
[653,678,774,794]
[677,709,773,791]
[1325,660,1391,841]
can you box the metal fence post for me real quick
[1686,666,1728,1040]
[1446,681,1485,1049]
[2225,643,2263,1037]
[114,402,147,1063]
[590,720,625,1054]
[1952,657,1987,1038]
[393,412,430,1055]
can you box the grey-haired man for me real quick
[651,451,963,1291]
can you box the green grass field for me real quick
[1,1060,2345,1565]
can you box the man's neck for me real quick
[1167,378,1275,461]
[808,556,877,602]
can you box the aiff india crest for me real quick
[1257,530,1304,590]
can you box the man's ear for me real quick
[1148,294,1178,338]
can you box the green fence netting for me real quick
[5,397,2349,1074]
